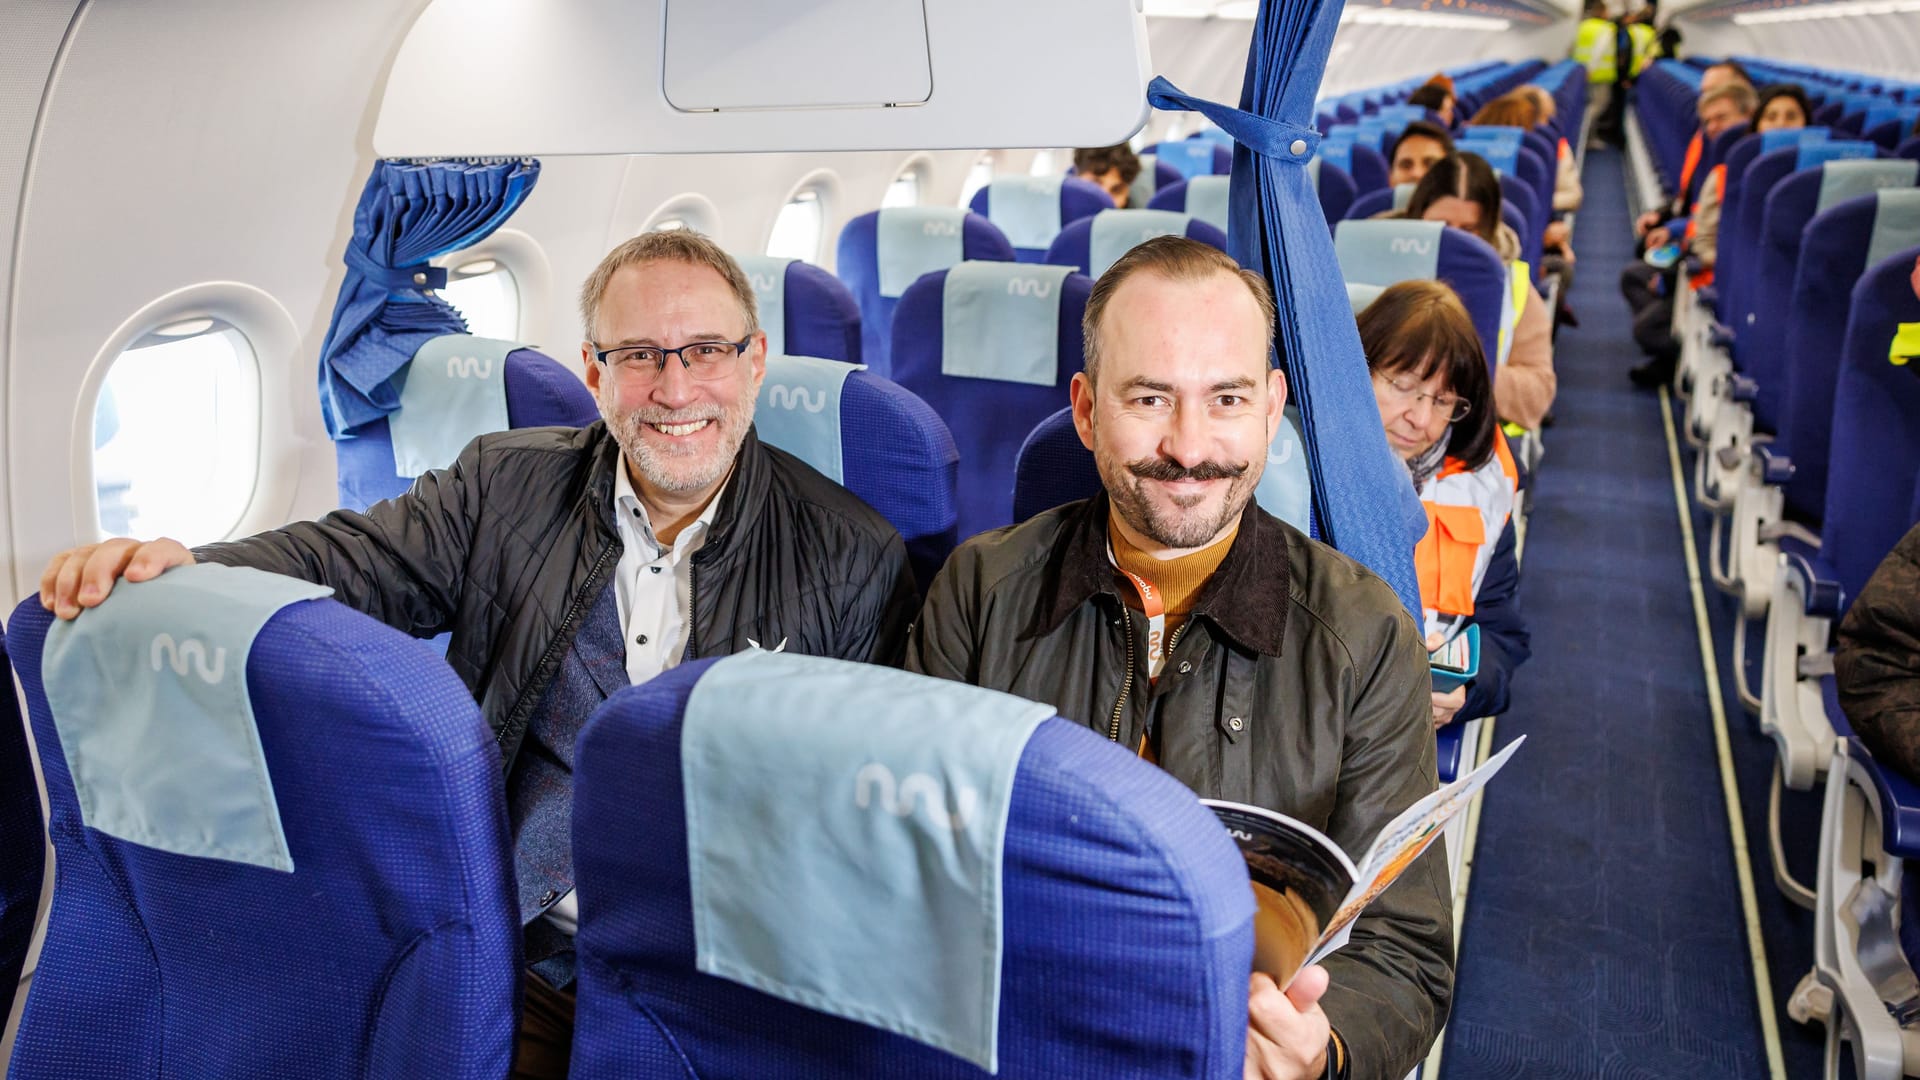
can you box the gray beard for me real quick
[600,394,756,495]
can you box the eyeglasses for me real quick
[592,337,752,383]
[1374,372,1471,422]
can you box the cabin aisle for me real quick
[1438,147,1772,1078]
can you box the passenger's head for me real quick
[1753,84,1811,133]
[1406,152,1503,249]
[1520,85,1558,125]
[1470,92,1541,131]
[1699,61,1753,98]
[1407,84,1455,127]
[1585,0,1609,17]
[1389,122,1455,187]
[1358,281,1495,468]
[1073,144,1142,209]
[578,230,766,499]
[1697,81,1757,141]
[1073,236,1284,552]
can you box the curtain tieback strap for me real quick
[1146,76,1322,164]
[343,247,449,292]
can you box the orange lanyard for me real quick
[1108,542,1168,681]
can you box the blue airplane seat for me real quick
[1347,142,1390,195]
[734,254,863,363]
[1343,186,1527,265]
[836,208,1015,378]
[1147,175,1235,235]
[1334,218,1509,376]
[1714,128,1832,320]
[751,356,959,593]
[567,655,1253,1080]
[0,626,43,1025]
[334,341,599,512]
[1310,160,1359,226]
[889,263,1093,540]
[1899,134,1920,162]
[6,583,520,1079]
[1042,209,1230,278]
[1143,139,1234,180]
[967,177,1113,264]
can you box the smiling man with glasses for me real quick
[39,229,917,1079]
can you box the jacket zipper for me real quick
[496,539,620,753]
[684,560,700,661]
[1108,617,1189,747]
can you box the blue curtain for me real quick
[318,158,541,439]
[1147,6,1426,619]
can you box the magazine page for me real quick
[1305,735,1525,967]
[1202,800,1357,985]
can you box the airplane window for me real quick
[1029,149,1057,177]
[441,258,520,340]
[958,153,996,208]
[882,171,921,208]
[766,188,826,261]
[92,319,260,545]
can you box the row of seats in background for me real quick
[1636,54,1920,1080]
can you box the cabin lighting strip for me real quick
[1730,0,1920,22]
[1340,7,1514,29]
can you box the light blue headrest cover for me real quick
[1392,182,1416,212]
[1306,155,1322,192]
[878,207,967,298]
[1867,189,1920,277]
[1129,153,1160,208]
[985,177,1065,251]
[1816,158,1918,213]
[1158,140,1216,180]
[1184,175,1232,233]
[1760,127,1829,152]
[1335,219,1444,285]
[752,355,862,485]
[1799,141,1878,170]
[1868,104,1918,130]
[1318,139,1354,178]
[1089,209,1194,279]
[1347,281,1387,314]
[1254,406,1313,530]
[390,334,518,478]
[1468,125,1526,140]
[1461,141,1519,177]
[41,564,334,872]
[734,255,794,355]
[681,650,1052,1072]
[941,261,1071,386]
[1354,118,1387,150]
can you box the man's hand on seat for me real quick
[1245,966,1332,1080]
[40,538,194,619]
[1634,210,1662,237]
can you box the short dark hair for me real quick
[1407,85,1451,114]
[1753,83,1812,131]
[1404,152,1505,249]
[1388,121,1455,166]
[1358,280,1496,469]
[1073,145,1142,185]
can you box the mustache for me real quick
[1125,456,1249,482]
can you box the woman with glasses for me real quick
[1400,152,1558,433]
[1359,281,1530,731]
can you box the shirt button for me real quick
[635,634,649,645]
[1178,660,1192,674]
[540,889,558,906]
[650,566,663,574]
[1227,716,1244,732]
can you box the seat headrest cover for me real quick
[1816,159,1920,214]
[1392,182,1416,212]
[1256,407,1313,530]
[1335,219,1445,285]
[1307,154,1322,191]
[734,255,796,355]
[40,564,333,872]
[940,262,1073,386]
[1347,281,1387,314]
[1760,126,1830,152]
[1184,175,1232,233]
[1088,208,1194,279]
[680,650,1053,1072]
[877,207,968,299]
[984,177,1065,250]
[1319,139,1354,177]
[389,334,518,477]
[1129,153,1160,208]
[1799,140,1878,170]
[1461,140,1519,176]
[1158,140,1217,180]
[753,355,862,485]
[1868,189,1920,274]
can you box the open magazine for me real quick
[1202,735,1524,983]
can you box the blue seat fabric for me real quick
[836,210,1016,378]
[1041,215,1231,277]
[832,370,962,593]
[0,626,43,1025]
[967,179,1113,264]
[777,260,864,364]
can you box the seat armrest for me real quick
[1781,551,1845,619]
[1847,737,1920,859]
[1684,255,1705,278]
[1435,723,1466,786]
[1697,285,1720,313]
[1752,442,1795,485]
[1708,322,1735,348]
[1730,375,1759,403]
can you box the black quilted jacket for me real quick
[196,422,916,770]
[1838,522,1920,785]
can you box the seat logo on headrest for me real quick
[446,355,494,379]
[1005,277,1054,299]
[1390,237,1434,256]
[854,762,978,832]
[922,219,960,237]
[150,634,227,685]
[766,384,829,413]
[750,272,780,293]
[1268,439,1295,466]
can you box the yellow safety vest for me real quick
[1628,23,1658,78]
[1573,19,1618,84]
[1496,260,1532,370]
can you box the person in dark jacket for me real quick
[906,235,1451,1080]
[1837,522,1920,784]
[37,229,917,1080]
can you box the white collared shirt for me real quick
[546,460,726,937]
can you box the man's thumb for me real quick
[1284,963,1330,1010]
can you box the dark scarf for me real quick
[1407,427,1451,491]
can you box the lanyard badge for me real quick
[1108,542,1168,680]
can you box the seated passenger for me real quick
[1360,281,1529,729]
[1407,81,1455,129]
[1632,60,1753,239]
[38,229,919,1080]
[907,235,1452,1080]
[1519,84,1585,213]
[1470,91,1578,274]
[1620,81,1759,388]
[1073,144,1143,210]
[1837,521,1920,784]
[1387,120,1455,188]
[1402,153,1558,430]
